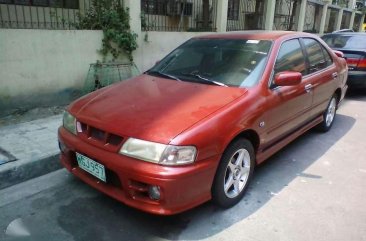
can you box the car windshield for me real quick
[147,38,273,87]
[321,35,366,49]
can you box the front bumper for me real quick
[347,71,366,88]
[58,127,219,215]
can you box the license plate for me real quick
[76,153,106,182]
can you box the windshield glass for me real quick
[147,38,273,87]
[321,35,366,49]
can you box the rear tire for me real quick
[316,94,337,132]
[212,138,255,208]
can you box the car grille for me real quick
[77,121,124,150]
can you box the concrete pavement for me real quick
[0,114,62,189]
[0,95,365,241]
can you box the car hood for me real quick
[69,74,247,144]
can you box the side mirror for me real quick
[334,50,345,58]
[274,71,302,86]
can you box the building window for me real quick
[0,0,79,9]
[141,0,167,15]
[228,0,240,20]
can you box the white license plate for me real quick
[76,153,106,182]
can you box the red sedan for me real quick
[58,31,348,215]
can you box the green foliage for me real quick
[75,0,137,62]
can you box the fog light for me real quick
[148,185,161,200]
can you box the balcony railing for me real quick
[141,0,217,32]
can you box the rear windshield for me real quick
[321,35,366,49]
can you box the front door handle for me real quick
[332,72,338,79]
[305,84,313,93]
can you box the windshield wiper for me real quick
[181,72,228,87]
[147,70,181,81]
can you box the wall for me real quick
[0,29,213,116]
[0,29,103,116]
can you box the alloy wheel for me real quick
[224,149,251,198]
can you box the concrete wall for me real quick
[0,29,103,116]
[0,29,213,116]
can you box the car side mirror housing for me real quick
[274,71,302,86]
[334,50,345,58]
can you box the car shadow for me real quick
[55,113,355,241]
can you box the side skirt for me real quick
[256,115,323,165]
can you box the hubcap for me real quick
[224,149,251,198]
[326,97,336,127]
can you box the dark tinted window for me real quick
[321,35,366,49]
[274,39,307,75]
[303,38,330,73]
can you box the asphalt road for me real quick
[1,93,366,241]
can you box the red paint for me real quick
[58,31,348,215]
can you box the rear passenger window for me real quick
[274,39,307,75]
[303,38,332,74]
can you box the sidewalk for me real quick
[0,114,63,189]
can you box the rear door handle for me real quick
[332,72,338,79]
[305,84,312,93]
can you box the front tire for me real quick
[212,138,255,208]
[317,94,337,132]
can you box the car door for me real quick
[261,38,313,148]
[301,37,338,119]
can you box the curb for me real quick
[0,153,62,190]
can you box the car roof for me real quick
[194,30,314,40]
[322,32,366,37]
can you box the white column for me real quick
[297,0,307,32]
[319,4,329,34]
[215,0,228,32]
[336,9,343,30]
[264,0,276,30]
[124,0,142,36]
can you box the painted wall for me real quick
[0,29,213,116]
[0,29,103,116]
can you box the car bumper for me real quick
[347,71,366,88]
[58,127,219,215]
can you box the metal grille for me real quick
[226,0,265,31]
[0,0,90,29]
[141,0,218,32]
[83,63,140,94]
[353,13,362,31]
[324,6,339,33]
[303,1,323,33]
[341,10,351,29]
[273,0,300,31]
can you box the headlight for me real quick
[63,111,76,134]
[119,138,196,166]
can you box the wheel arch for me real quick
[334,88,342,108]
[226,129,260,155]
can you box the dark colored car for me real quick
[322,32,366,89]
[58,31,348,215]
